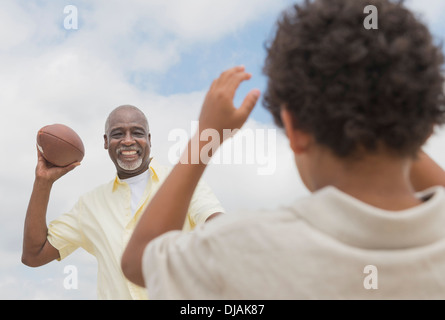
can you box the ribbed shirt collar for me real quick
[294,186,445,249]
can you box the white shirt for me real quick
[121,169,151,215]
[142,186,445,299]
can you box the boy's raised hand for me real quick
[198,66,261,143]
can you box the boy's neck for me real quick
[310,148,422,211]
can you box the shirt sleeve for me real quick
[142,227,222,299]
[47,198,86,260]
[185,179,225,229]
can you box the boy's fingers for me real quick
[218,66,247,88]
[219,65,245,81]
[226,72,252,99]
[238,89,261,122]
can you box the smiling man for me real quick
[105,105,151,176]
[22,105,224,299]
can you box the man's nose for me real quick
[122,132,135,145]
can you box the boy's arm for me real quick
[121,66,260,287]
[410,150,445,191]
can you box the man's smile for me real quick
[121,150,137,155]
[117,147,142,162]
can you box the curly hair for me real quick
[263,0,445,157]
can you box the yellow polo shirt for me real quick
[47,158,225,300]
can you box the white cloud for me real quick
[203,120,306,213]
[147,0,287,42]
[0,2,34,50]
[36,0,290,76]
[0,251,97,299]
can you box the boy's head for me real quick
[263,0,445,160]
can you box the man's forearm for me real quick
[22,179,57,266]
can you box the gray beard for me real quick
[117,157,143,171]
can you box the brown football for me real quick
[36,124,85,167]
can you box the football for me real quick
[36,123,85,167]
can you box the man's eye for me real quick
[111,133,123,138]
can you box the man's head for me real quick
[104,105,151,179]
[263,0,445,188]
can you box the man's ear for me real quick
[280,108,311,155]
[104,134,109,150]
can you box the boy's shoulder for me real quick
[196,185,445,249]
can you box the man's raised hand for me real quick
[35,147,80,184]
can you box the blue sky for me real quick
[132,10,282,124]
[122,0,445,125]
[114,2,290,125]
[0,0,444,300]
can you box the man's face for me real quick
[104,108,151,179]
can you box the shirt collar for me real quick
[292,185,445,249]
[112,157,159,192]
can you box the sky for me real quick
[0,0,444,300]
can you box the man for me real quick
[22,105,224,299]
[122,0,445,299]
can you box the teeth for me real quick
[121,150,137,155]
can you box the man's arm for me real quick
[121,66,260,287]
[189,178,225,224]
[410,150,445,192]
[21,150,79,267]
